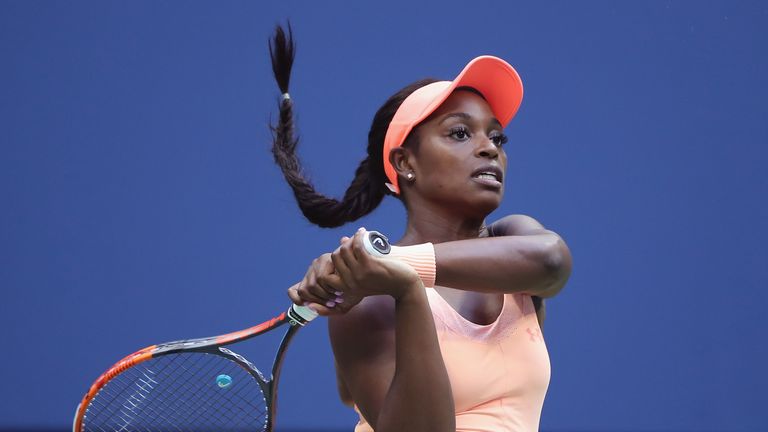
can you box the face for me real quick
[401,90,509,216]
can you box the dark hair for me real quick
[268,24,437,228]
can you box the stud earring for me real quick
[406,172,415,181]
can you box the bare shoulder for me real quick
[490,214,555,236]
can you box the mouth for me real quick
[471,166,504,188]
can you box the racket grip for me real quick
[288,304,319,325]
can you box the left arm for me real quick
[434,214,572,299]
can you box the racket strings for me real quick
[101,353,264,431]
[82,352,268,432]
[171,355,267,429]
[92,357,203,430]
[88,352,266,431]
[88,360,205,432]
[89,359,184,431]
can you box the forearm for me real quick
[433,233,569,297]
[375,286,455,432]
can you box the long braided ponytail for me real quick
[268,23,436,228]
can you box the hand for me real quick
[287,252,362,316]
[330,228,422,300]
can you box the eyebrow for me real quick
[439,112,502,129]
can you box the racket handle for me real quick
[288,304,318,325]
[363,230,391,257]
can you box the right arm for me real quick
[292,229,455,431]
[331,230,454,432]
[329,287,454,431]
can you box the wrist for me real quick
[388,243,436,288]
[393,279,427,304]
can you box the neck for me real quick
[397,205,487,245]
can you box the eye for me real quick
[448,126,471,141]
[490,132,508,147]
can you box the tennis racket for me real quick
[73,230,392,432]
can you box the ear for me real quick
[388,147,415,180]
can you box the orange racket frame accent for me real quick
[73,345,156,432]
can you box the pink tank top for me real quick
[353,288,551,432]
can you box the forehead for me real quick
[427,90,497,123]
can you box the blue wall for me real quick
[1,1,766,430]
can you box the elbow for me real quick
[538,235,573,298]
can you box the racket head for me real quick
[75,349,270,432]
[73,306,316,432]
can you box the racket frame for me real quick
[73,304,315,432]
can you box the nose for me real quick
[475,136,499,159]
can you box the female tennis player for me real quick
[269,26,572,432]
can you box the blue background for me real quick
[1,1,766,431]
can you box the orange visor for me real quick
[382,55,523,194]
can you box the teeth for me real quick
[476,173,497,180]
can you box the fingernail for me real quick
[334,291,343,296]
[325,300,336,308]
[334,296,344,304]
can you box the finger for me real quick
[287,283,303,305]
[316,255,342,296]
[318,272,349,303]
[304,302,338,317]
[331,245,354,284]
[318,271,348,292]
[296,277,333,306]
[332,294,363,314]
[351,228,371,263]
[296,266,325,304]
[339,232,359,268]
[302,256,337,299]
[305,271,339,308]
